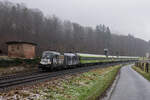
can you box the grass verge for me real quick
[132,66,150,81]
[86,65,120,100]
[1,65,121,100]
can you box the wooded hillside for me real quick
[0,1,149,56]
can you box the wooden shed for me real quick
[6,41,37,59]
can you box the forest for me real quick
[0,1,149,57]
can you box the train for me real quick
[38,51,140,71]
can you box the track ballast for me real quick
[0,62,131,91]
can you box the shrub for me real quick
[0,58,40,67]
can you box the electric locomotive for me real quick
[39,51,140,71]
[39,51,80,70]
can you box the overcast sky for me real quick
[5,0,150,41]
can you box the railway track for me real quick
[0,62,131,91]
[0,70,40,81]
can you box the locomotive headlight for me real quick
[40,61,46,65]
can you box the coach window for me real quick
[72,56,75,63]
[68,56,71,62]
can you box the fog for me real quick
[5,0,150,41]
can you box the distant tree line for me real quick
[0,1,149,56]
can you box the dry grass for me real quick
[132,66,150,81]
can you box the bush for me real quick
[23,58,40,65]
[0,58,40,67]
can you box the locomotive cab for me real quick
[39,51,63,70]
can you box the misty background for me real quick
[0,0,150,57]
[8,0,150,41]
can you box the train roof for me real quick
[108,56,117,58]
[117,56,140,59]
[41,51,140,59]
[64,53,76,56]
[42,51,60,55]
[76,53,140,59]
[76,53,106,58]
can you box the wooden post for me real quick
[146,63,149,73]
[142,63,144,71]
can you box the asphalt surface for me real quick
[110,65,150,100]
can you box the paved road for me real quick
[110,65,150,100]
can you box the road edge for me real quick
[101,67,121,100]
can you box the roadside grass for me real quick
[1,65,121,100]
[86,66,120,100]
[39,65,121,100]
[132,66,150,81]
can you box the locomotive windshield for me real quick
[42,53,53,59]
[41,51,60,59]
